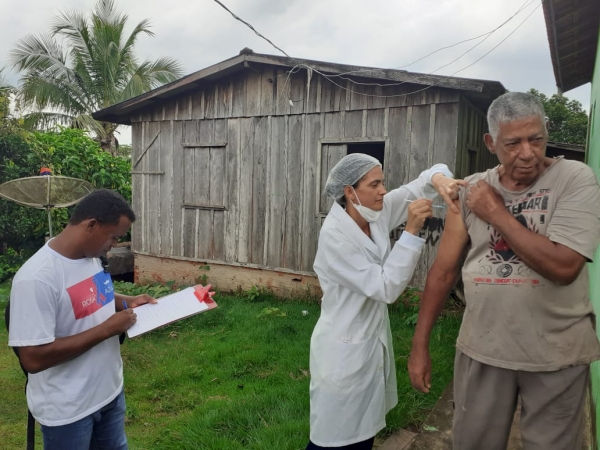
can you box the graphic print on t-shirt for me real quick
[66,271,115,319]
[473,188,549,286]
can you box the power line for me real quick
[213,0,544,100]
[313,0,539,89]
[450,1,543,77]
[308,0,537,80]
[212,0,290,58]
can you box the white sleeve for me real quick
[8,279,57,347]
[316,230,425,304]
[382,163,454,230]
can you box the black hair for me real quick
[69,189,136,225]
[337,180,361,208]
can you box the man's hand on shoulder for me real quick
[466,180,509,225]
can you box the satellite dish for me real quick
[0,175,94,238]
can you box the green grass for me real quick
[0,283,461,450]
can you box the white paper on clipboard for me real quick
[126,287,217,338]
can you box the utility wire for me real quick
[213,0,544,100]
[212,0,291,58]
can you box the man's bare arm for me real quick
[408,203,469,392]
[17,310,136,374]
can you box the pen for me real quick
[404,199,445,209]
[123,300,128,310]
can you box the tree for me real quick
[528,88,589,146]
[9,0,182,154]
[0,68,13,123]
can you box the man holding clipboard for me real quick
[8,189,156,450]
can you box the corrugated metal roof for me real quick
[542,0,600,92]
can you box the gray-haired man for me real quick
[408,92,600,450]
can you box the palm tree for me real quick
[10,0,182,154]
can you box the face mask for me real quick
[350,187,381,223]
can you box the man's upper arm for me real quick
[547,165,600,262]
[434,202,470,273]
[8,279,57,347]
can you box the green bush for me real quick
[0,248,30,283]
[0,127,132,276]
[0,132,47,251]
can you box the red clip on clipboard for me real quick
[193,284,218,309]
[126,284,219,338]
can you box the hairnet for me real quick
[324,153,382,199]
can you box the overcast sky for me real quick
[0,0,591,145]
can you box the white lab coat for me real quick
[309,164,452,447]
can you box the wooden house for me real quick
[94,51,505,295]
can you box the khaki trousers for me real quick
[453,349,588,450]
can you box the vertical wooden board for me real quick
[224,119,240,262]
[344,110,363,138]
[159,121,174,255]
[425,103,457,275]
[199,119,213,143]
[305,69,319,114]
[275,68,291,115]
[386,107,410,190]
[251,117,268,265]
[191,90,204,120]
[140,122,148,252]
[350,83,367,111]
[196,209,213,260]
[195,119,212,259]
[245,70,262,117]
[146,121,161,255]
[432,103,459,170]
[319,144,346,213]
[370,85,387,109]
[131,123,143,252]
[319,74,334,113]
[238,117,256,263]
[332,81,345,111]
[290,70,305,114]
[323,112,342,138]
[319,144,331,213]
[182,121,196,204]
[408,104,431,285]
[385,85,405,109]
[172,121,184,256]
[204,85,216,119]
[182,208,197,258]
[260,68,275,116]
[283,115,302,270]
[409,105,431,180]
[217,80,231,119]
[209,146,226,259]
[194,147,211,204]
[231,74,246,117]
[164,99,178,121]
[328,145,347,177]
[151,104,164,121]
[300,114,321,271]
[266,116,286,267]
[366,109,385,137]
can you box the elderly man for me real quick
[408,92,600,450]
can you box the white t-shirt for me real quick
[8,243,123,426]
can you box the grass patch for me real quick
[0,284,461,449]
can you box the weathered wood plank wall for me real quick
[455,96,496,178]
[130,66,469,287]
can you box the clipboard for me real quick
[126,284,218,338]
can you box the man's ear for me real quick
[84,218,99,232]
[484,133,496,154]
